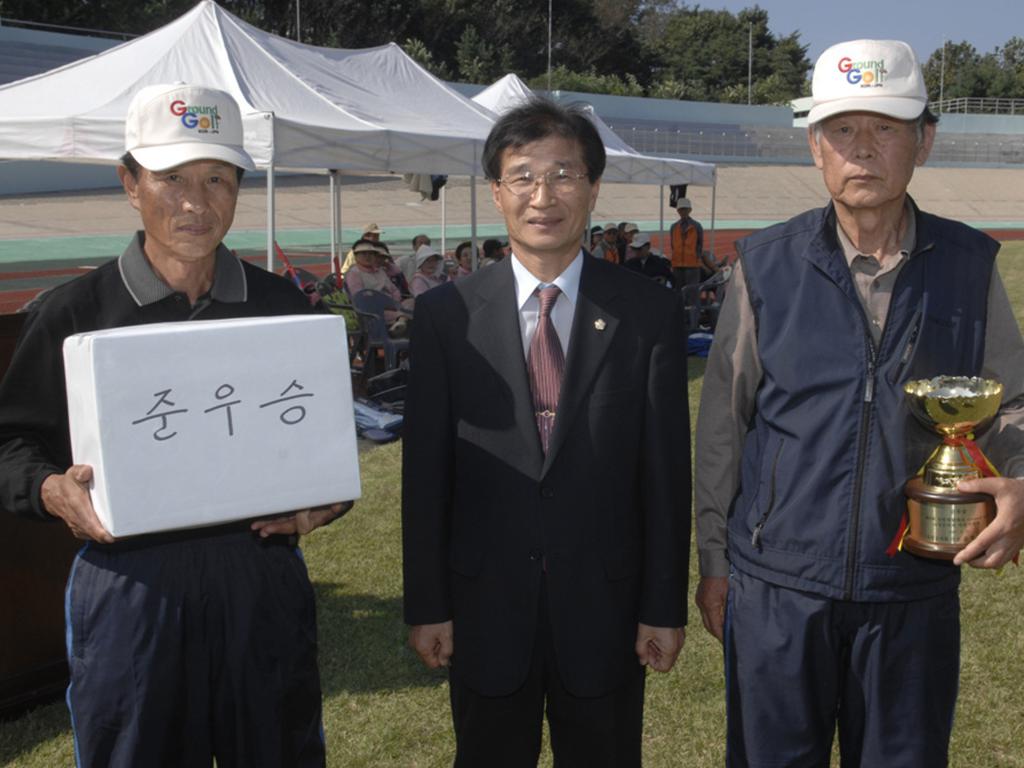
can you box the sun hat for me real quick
[414,244,442,269]
[125,83,254,171]
[353,241,385,255]
[808,39,927,124]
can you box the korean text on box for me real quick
[63,315,360,537]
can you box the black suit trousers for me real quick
[449,579,645,768]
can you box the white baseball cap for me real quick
[630,233,651,249]
[125,83,255,171]
[675,198,692,210]
[809,40,927,125]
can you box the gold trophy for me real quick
[902,376,1003,560]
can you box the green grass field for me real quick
[2,244,1023,767]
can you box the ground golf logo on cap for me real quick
[169,99,221,133]
[837,56,887,88]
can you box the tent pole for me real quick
[441,184,447,262]
[266,162,276,272]
[470,175,478,271]
[659,184,665,253]
[265,112,276,272]
[329,170,338,271]
[709,171,717,264]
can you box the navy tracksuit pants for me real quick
[64,528,325,768]
[725,569,960,768]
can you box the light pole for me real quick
[547,0,553,92]
[296,0,301,43]
[939,38,946,113]
[747,23,753,105]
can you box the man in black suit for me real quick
[402,99,691,767]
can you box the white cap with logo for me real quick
[809,39,927,125]
[125,83,255,171]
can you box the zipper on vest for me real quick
[846,339,876,598]
[843,233,923,599]
[750,441,785,550]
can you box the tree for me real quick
[454,25,499,84]
[989,37,1024,98]
[650,4,809,103]
[402,37,452,80]
[0,0,813,102]
[923,41,984,102]
[527,65,644,96]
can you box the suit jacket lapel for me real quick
[542,259,621,476]
[464,258,545,477]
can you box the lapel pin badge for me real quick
[594,318,607,331]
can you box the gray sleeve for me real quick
[694,260,762,577]
[977,266,1024,478]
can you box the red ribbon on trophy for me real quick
[886,433,1013,561]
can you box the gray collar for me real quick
[117,231,248,306]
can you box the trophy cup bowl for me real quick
[903,376,1003,560]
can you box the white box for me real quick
[63,315,361,537]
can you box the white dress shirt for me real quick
[510,250,583,361]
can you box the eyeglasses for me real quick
[497,168,588,197]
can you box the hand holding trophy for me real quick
[900,376,1003,560]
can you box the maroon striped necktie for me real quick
[528,285,564,454]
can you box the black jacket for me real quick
[0,246,310,520]
[401,256,691,697]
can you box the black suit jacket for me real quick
[401,255,691,698]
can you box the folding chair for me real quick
[680,266,732,333]
[349,289,411,374]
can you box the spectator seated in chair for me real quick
[618,222,639,262]
[336,222,385,275]
[591,222,619,262]
[343,239,403,303]
[409,245,446,298]
[374,243,411,298]
[480,238,506,267]
[454,241,475,280]
[623,233,674,287]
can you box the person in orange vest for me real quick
[668,198,708,290]
[591,223,620,263]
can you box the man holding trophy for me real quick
[695,39,1024,766]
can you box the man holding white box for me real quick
[0,84,350,767]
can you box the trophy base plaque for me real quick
[904,477,995,560]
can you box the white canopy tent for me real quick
[0,0,497,268]
[473,74,719,256]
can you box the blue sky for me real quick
[699,1,1018,65]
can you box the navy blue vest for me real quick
[728,202,998,601]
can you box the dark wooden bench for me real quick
[0,313,81,719]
